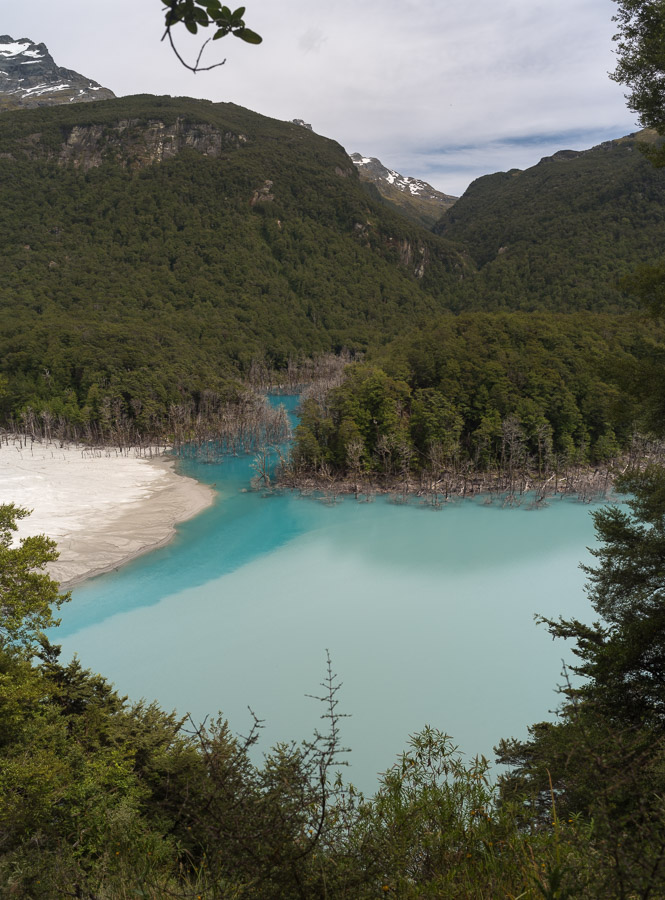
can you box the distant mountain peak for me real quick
[0,35,115,111]
[350,152,457,228]
[351,154,447,199]
[0,36,47,59]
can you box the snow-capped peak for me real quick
[0,39,43,59]
[351,152,456,202]
[350,152,457,225]
[0,35,115,110]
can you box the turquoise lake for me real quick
[56,398,605,792]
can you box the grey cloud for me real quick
[298,28,326,54]
[0,0,639,195]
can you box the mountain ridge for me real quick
[0,93,470,433]
[351,152,457,228]
[0,34,115,111]
[432,128,665,311]
[1,37,665,435]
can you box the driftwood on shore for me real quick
[275,466,615,506]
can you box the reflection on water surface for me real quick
[58,397,605,790]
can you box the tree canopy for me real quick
[612,0,665,132]
[0,504,69,653]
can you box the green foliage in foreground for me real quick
[0,504,70,652]
[497,465,665,898]
[2,484,665,899]
[293,312,662,476]
[611,0,665,138]
[162,0,262,46]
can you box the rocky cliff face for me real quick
[351,153,457,228]
[50,118,247,170]
[0,35,115,110]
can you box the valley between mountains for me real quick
[3,21,665,899]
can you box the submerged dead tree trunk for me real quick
[174,393,291,464]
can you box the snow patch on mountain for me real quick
[349,152,457,226]
[0,40,44,58]
[0,35,114,110]
[351,153,456,202]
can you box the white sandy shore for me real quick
[0,438,215,587]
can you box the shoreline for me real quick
[0,439,215,588]
[275,462,625,506]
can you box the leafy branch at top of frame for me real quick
[161,0,262,73]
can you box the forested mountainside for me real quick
[2,95,665,445]
[434,130,665,311]
[288,133,665,478]
[0,95,469,433]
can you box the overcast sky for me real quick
[1,0,638,195]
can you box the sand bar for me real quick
[0,438,215,587]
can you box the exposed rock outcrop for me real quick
[17,117,248,170]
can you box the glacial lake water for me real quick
[56,397,605,792]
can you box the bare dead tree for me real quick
[250,444,272,491]
[346,438,365,498]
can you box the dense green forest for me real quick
[433,130,665,312]
[290,312,663,485]
[283,130,665,481]
[0,95,467,436]
[1,97,665,445]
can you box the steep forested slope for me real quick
[0,95,468,431]
[3,97,665,440]
[289,132,665,479]
[434,131,665,311]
